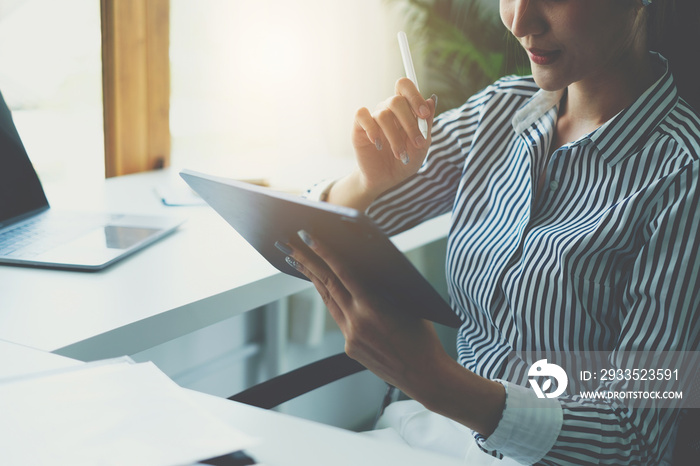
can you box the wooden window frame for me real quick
[100,0,170,178]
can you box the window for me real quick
[1,0,413,196]
[0,0,103,197]
[169,0,407,191]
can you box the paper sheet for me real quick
[0,360,256,465]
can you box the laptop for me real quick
[0,91,182,272]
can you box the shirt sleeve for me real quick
[482,160,700,465]
[303,178,336,202]
[480,381,563,464]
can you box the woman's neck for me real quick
[562,51,656,133]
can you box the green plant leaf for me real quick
[385,0,529,111]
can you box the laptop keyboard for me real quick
[0,215,100,258]
[0,217,56,257]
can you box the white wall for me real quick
[169,0,409,192]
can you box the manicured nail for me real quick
[375,138,383,151]
[400,151,410,165]
[419,104,429,118]
[414,136,425,148]
[274,241,293,255]
[430,94,438,108]
[297,229,316,248]
[285,256,301,271]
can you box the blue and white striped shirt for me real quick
[366,55,700,464]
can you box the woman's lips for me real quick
[528,48,561,65]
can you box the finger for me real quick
[373,105,410,164]
[386,94,427,150]
[395,77,431,120]
[296,230,365,298]
[354,106,385,151]
[287,237,353,313]
[286,254,348,329]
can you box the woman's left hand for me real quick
[283,230,452,401]
[281,230,506,437]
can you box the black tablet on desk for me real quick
[180,169,461,328]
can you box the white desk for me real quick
[1,340,464,466]
[0,169,450,361]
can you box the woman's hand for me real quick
[279,230,507,437]
[284,229,450,400]
[330,79,437,210]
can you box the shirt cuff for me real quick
[479,380,563,464]
[302,178,336,201]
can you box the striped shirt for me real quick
[365,54,700,464]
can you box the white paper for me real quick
[0,360,256,465]
[0,339,82,380]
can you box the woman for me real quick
[283,1,700,463]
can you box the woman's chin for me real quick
[532,73,569,93]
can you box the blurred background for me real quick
[0,0,526,193]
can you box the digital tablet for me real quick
[180,169,461,328]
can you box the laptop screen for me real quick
[0,90,49,227]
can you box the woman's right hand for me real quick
[351,78,437,201]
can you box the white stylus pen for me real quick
[398,31,428,140]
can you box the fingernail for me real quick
[297,229,316,248]
[274,241,293,255]
[285,256,301,271]
[375,138,383,151]
[430,94,438,108]
[419,104,429,118]
[400,151,410,165]
[414,136,425,148]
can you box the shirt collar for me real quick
[511,53,678,165]
[511,88,563,136]
[589,53,678,165]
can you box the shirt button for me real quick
[549,180,559,192]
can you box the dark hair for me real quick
[646,1,700,110]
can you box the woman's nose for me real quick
[506,0,547,39]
